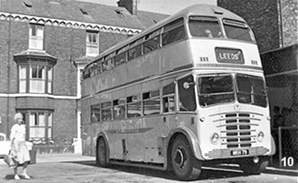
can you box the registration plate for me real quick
[231,149,249,156]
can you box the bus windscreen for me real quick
[189,16,222,38]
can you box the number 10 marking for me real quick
[281,157,294,167]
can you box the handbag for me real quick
[3,151,16,168]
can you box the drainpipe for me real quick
[277,0,283,48]
[6,13,12,138]
[74,66,82,154]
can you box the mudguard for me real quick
[96,132,110,164]
[169,126,204,161]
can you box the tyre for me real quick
[97,137,108,167]
[170,135,201,180]
[239,157,269,174]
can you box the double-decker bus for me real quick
[81,4,275,180]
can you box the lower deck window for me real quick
[127,102,142,118]
[17,111,53,144]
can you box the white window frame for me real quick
[19,65,27,93]
[25,111,53,144]
[86,31,99,56]
[29,24,44,50]
[29,65,46,93]
[18,64,53,94]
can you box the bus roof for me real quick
[85,4,247,70]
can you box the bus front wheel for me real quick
[97,137,108,167]
[170,135,201,180]
[239,157,268,174]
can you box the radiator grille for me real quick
[219,113,258,148]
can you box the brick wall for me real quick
[281,0,298,47]
[0,20,9,93]
[0,16,132,148]
[53,99,77,145]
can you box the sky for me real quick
[80,0,217,15]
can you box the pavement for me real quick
[1,153,297,176]
[0,153,94,165]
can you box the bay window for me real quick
[18,110,53,144]
[18,64,53,94]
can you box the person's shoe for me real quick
[14,174,20,180]
[21,173,31,179]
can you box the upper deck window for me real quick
[189,16,222,38]
[223,19,255,42]
[162,18,185,46]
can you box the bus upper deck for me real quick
[82,4,262,97]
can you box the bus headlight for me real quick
[257,131,264,142]
[210,133,219,144]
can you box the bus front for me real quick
[184,13,275,173]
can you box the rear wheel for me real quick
[239,157,268,174]
[170,135,201,180]
[97,137,108,167]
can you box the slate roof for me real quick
[136,10,169,29]
[0,0,168,30]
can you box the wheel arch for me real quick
[96,132,110,164]
[166,126,204,169]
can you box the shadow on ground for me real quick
[5,174,35,180]
[62,160,251,181]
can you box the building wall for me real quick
[0,15,131,150]
[0,19,28,135]
[53,99,77,145]
[45,25,78,96]
[281,0,298,47]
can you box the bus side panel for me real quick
[126,118,146,162]
[108,121,125,160]
[82,124,93,156]
[143,115,173,164]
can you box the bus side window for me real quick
[128,45,142,61]
[162,82,175,113]
[113,98,126,120]
[143,90,161,116]
[162,18,185,46]
[114,52,127,66]
[101,101,112,121]
[178,75,196,111]
[143,36,160,54]
[91,103,101,123]
[163,96,175,113]
[162,26,185,46]
[127,95,142,118]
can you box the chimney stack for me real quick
[117,0,137,15]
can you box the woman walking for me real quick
[10,113,31,180]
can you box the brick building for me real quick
[0,0,167,153]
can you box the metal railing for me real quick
[276,126,298,168]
